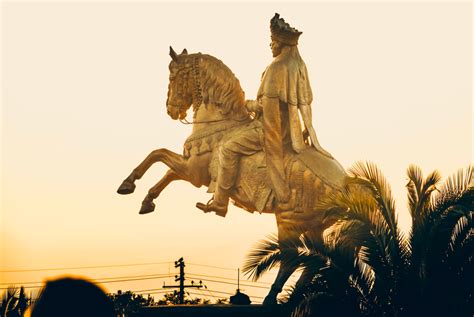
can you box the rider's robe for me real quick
[215,45,315,204]
[256,45,314,202]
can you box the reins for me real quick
[179,116,251,125]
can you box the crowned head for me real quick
[270,13,302,46]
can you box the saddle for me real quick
[208,146,347,213]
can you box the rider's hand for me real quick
[245,100,262,114]
[302,128,310,145]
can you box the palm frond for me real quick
[2,286,19,315]
[328,189,395,275]
[449,209,473,255]
[438,165,473,196]
[427,208,472,265]
[425,167,474,260]
[242,233,281,281]
[407,164,424,220]
[407,165,442,224]
[407,166,474,313]
[348,161,398,233]
[291,292,322,317]
[431,166,474,221]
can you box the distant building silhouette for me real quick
[229,289,251,305]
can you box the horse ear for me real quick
[169,46,179,62]
[181,48,188,55]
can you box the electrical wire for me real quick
[0,273,173,286]
[187,275,269,289]
[196,287,214,302]
[200,289,264,299]
[1,262,171,273]
[201,285,218,301]
[186,272,272,286]
[132,288,170,294]
[186,262,237,272]
[0,274,174,290]
[131,290,172,296]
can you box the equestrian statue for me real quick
[118,13,352,304]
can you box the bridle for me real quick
[174,55,250,126]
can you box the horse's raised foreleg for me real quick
[139,169,181,214]
[117,148,188,195]
[263,211,301,305]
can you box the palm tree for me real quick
[1,286,29,317]
[243,162,473,317]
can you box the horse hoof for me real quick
[117,180,136,195]
[139,201,155,214]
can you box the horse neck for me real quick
[191,103,244,134]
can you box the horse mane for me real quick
[197,54,247,117]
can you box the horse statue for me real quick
[117,48,351,304]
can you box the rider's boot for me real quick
[196,192,228,217]
[196,165,236,217]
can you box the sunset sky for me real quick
[1,1,472,303]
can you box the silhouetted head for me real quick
[30,277,114,317]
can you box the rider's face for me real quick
[270,39,283,57]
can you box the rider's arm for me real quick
[299,104,333,158]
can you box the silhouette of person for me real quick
[30,277,115,317]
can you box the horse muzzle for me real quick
[166,104,183,120]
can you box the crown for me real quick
[270,13,302,46]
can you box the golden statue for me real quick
[196,13,333,216]
[118,13,350,304]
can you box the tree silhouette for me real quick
[1,286,29,317]
[108,290,154,315]
[244,163,473,317]
[155,291,210,305]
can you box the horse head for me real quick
[166,46,194,120]
[166,47,247,121]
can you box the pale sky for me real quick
[1,1,472,303]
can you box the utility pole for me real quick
[163,257,202,304]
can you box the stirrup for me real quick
[197,198,214,213]
[196,197,228,217]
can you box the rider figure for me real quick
[196,13,332,217]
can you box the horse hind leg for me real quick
[140,169,181,214]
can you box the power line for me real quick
[0,273,172,286]
[202,286,218,301]
[131,286,264,301]
[186,263,237,272]
[1,262,171,273]
[0,274,173,290]
[96,275,173,285]
[186,290,213,300]
[133,288,171,294]
[196,287,215,302]
[187,275,269,289]
[187,272,272,286]
[202,289,264,299]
